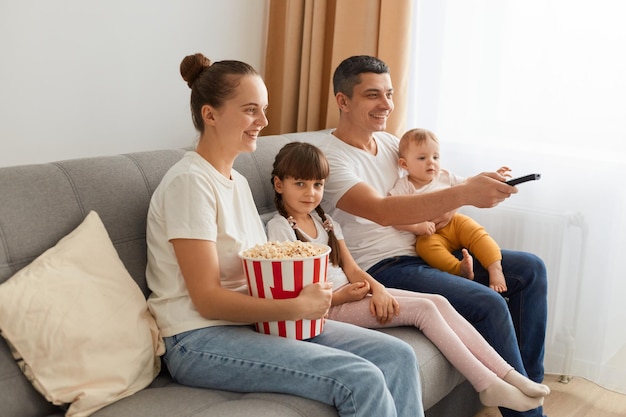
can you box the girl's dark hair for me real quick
[180,53,258,132]
[271,142,342,267]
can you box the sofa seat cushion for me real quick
[0,211,164,417]
[92,385,336,417]
[95,328,469,417]
[379,327,466,410]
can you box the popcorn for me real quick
[242,241,326,259]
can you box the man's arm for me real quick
[336,172,516,227]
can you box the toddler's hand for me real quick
[416,221,436,236]
[431,210,455,230]
[497,166,512,179]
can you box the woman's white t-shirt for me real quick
[146,151,266,337]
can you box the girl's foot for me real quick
[504,370,551,397]
[459,248,475,280]
[479,378,545,412]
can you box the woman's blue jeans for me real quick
[367,250,548,417]
[163,320,423,417]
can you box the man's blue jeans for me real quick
[163,320,423,417]
[368,249,548,417]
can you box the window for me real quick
[408,0,626,162]
[408,0,626,394]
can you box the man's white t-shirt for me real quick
[146,151,266,337]
[317,131,417,271]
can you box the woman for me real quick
[144,53,422,417]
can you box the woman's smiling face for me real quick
[210,74,269,153]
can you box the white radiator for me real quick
[459,205,586,378]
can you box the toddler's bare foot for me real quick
[479,378,544,412]
[487,261,507,292]
[504,370,551,397]
[459,248,475,280]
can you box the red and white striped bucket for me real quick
[240,243,330,340]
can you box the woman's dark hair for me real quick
[180,53,258,132]
[332,55,389,97]
[271,142,342,267]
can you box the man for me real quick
[318,55,548,417]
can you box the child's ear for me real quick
[398,157,408,170]
[273,176,283,193]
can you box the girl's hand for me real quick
[369,288,400,324]
[297,282,333,320]
[332,281,370,306]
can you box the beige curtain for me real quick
[263,0,414,137]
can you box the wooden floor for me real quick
[473,374,626,417]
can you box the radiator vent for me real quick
[459,205,586,376]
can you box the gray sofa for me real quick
[0,130,482,417]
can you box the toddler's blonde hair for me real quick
[399,128,439,158]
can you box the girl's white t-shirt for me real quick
[146,151,266,337]
[266,212,349,290]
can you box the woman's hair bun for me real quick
[180,53,211,88]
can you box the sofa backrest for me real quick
[0,150,185,294]
[0,129,330,417]
[0,130,329,290]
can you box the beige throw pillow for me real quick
[0,211,164,417]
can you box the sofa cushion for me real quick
[0,211,164,417]
[91,385,336,417]
[379,327,466,410]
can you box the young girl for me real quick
[146,54,422,417]
[267,142,550,413]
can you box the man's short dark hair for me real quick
[332,55,389,98]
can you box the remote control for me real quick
[506,173,541,186]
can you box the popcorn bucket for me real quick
[240,242,331,340]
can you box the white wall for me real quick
[0,0,269,167]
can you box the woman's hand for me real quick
[369,288,400,324]
[297,282,333,320]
